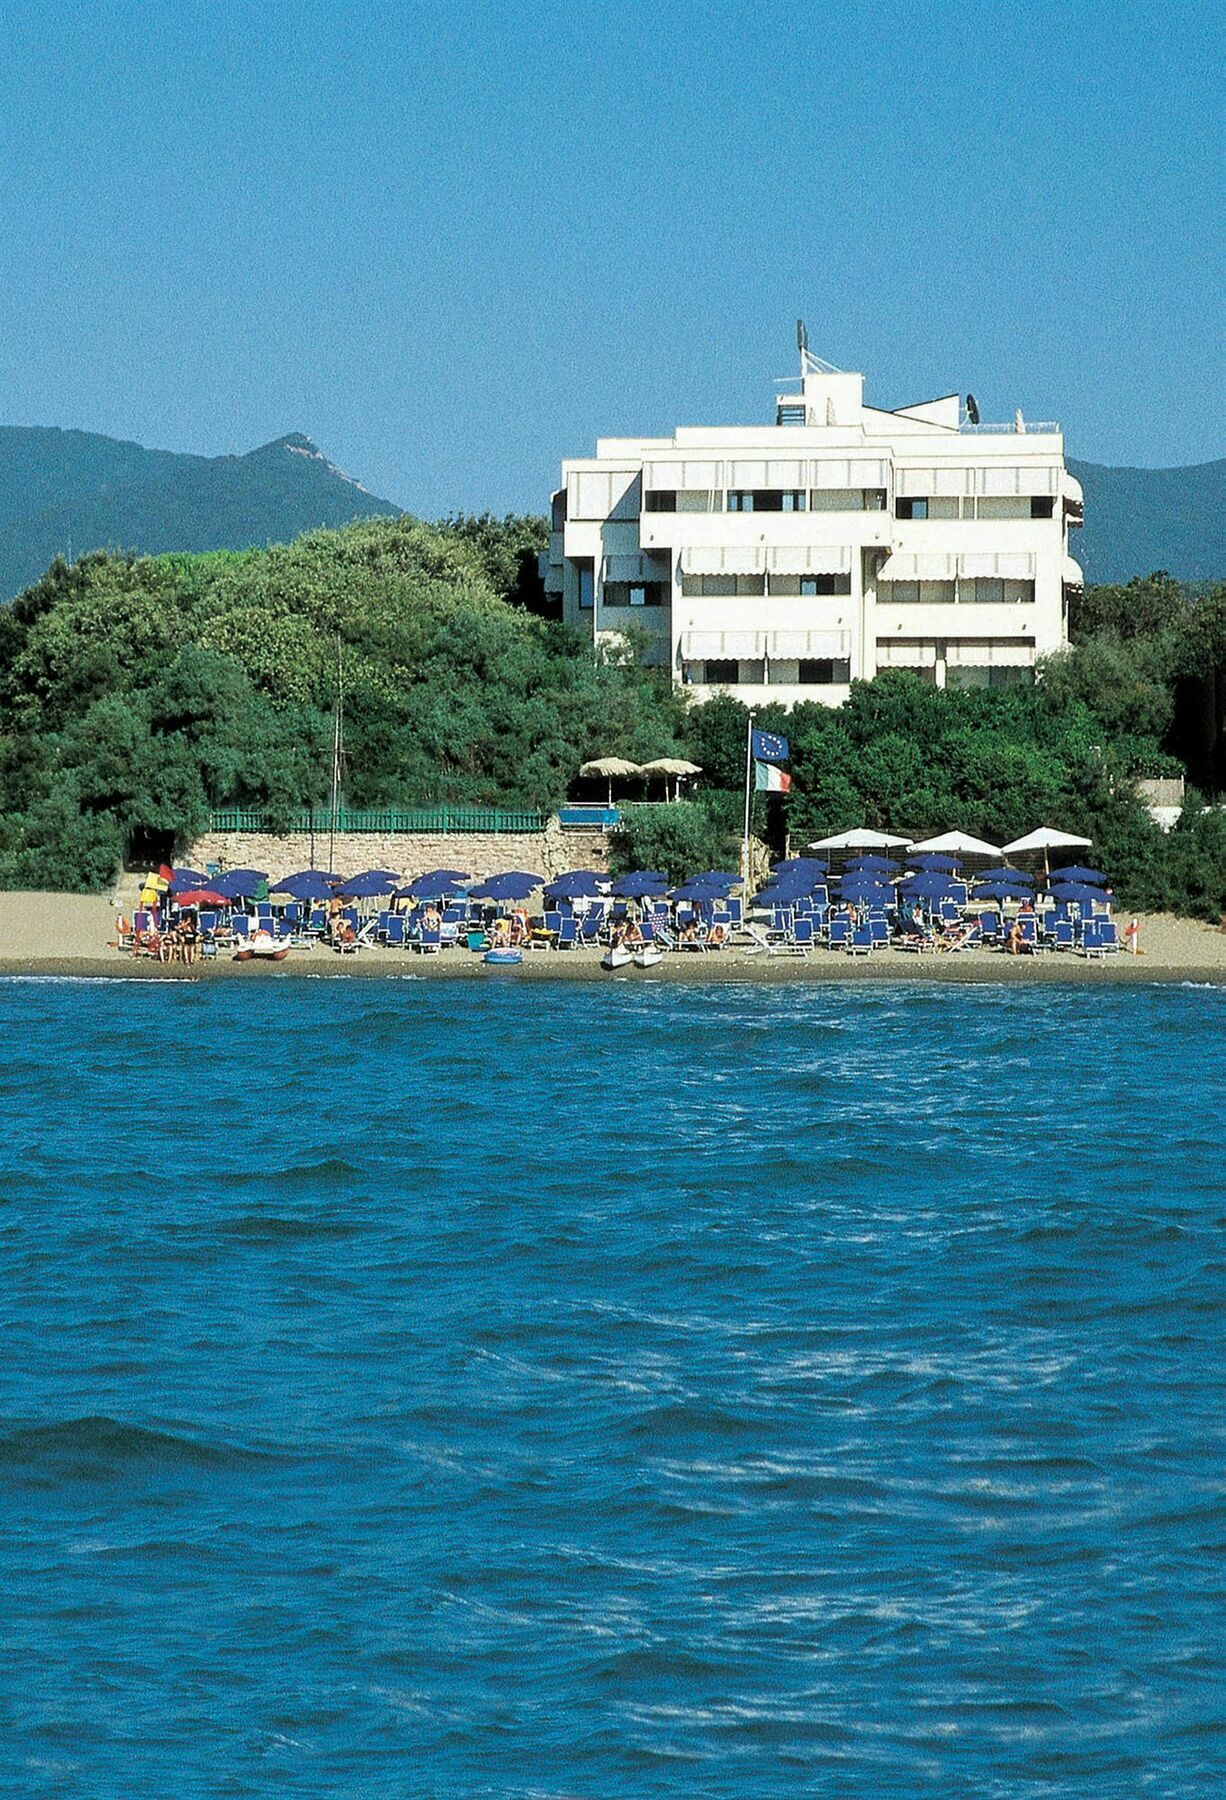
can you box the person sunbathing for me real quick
[707,923,727,949]
[1007,917,1026,955]
[624,919,644,946]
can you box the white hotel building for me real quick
[546,353,1084,706]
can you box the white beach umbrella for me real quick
[807,828,913,850]
[907,830,1002,858]
[1002,825,1093,878]
[1001,827,1093,856]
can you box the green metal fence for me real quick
[208,807,548,835]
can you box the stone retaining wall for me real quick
[184,822,611,884]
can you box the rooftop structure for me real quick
[545,339,1084,705]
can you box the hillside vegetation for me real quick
[0,427,402,601]
[0,516,1222,916]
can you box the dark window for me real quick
[645,490,678,512]
[798,658,852,685]
[727,490,806,512]
[1030,495,1055,518]
[603,581,666,608]
[550,489,567,529]
[896,497,929,520]
[704,659,738,683]
[576,561,594,610]
[799,573,852,596]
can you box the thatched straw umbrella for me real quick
[580,757,643,804]
[639,757,702,802]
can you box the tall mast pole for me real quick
[328,633,342,874]
[741,711,755,889]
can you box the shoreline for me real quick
[2,951,1223,987]
[1,893,1223,987]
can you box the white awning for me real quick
[678,546,766,576]
[877,551,1035,582]
[767,630,850,659]
[957,551,1036,579]
[877,552,957,581]
[681,630,764,660]
[1063,554,1085,588]
[765,545,851,575]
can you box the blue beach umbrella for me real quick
[686,870,738,887]
[608,871,666,896]
[273,871,339,902]
[548,872,610,899]
[845,855,901,873]
[401,875,466,901]
[975,867,1034,887]
[906,853,961,873]
[336,872,396,899]
[211,869,267,900]
[1047,865,1106,885]
[773,856,829,874]
[1049,882,1107,905]
[413,868,470,885]
[168,867,208,890]
[974,884,1025,904]
[469,872,542,902]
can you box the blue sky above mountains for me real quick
[0,1,1218,516]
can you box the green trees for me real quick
[0,516,685,888]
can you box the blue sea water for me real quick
[0,977,1222,1799]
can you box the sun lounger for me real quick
[827,915,850,949]
[847,921,873,956]
[744,923,804,958]
[557,917,578,949]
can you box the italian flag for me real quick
[754,759,792,793]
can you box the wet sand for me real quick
[1,892,1223,985]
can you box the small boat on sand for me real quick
[601,944,633,971]
[234,931,290,963]
[633,945,663,969]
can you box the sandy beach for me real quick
[1,891,1223,985]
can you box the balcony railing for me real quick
[959,421,1060,435]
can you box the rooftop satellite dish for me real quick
[966,392,980,424]
[797,319,808,357]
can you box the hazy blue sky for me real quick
[0,1,1219,513]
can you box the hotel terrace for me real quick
[546,344,1084,706]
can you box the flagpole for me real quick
[742,711,755,889]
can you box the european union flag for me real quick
[751,728,789,763]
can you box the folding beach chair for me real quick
[868,913,890,947]
[580,913,603,945]
[384,915,406,948]
[827,914,850,950]
[847,921,873,956]
[792,917,814,955]
[557,917,579,949]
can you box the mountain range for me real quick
[0,427,1219,601]
[0,427,402,600]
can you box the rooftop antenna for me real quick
[791,320,843,378]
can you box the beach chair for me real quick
[1052,916,1075,951]
[232,915,250,940]
[727,898,743,927]
[847,921,873,956]
[827,914,850,950]
[868,914,889,947]
[1098,919,1119,955]
[743,923,789,957]
[384,915,406,948]
[938,899,959,924]
[411,924,441,955]
[580,913,603,945]
[557,916,578,950]
[308,907,326,935]
[978,910,1000,944]
[791,917,814,955]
